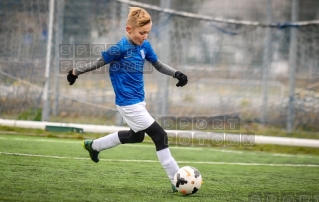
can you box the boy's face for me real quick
[126,22,152,45]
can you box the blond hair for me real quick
[126,7,151,27]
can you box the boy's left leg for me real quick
[144,121,179,191]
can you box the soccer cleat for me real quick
[82,140,100,163]
[171,184,178,193]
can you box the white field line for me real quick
[0,151,319,167]
[0,136,318,159]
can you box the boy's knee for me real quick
[145,121,168,151]
[118,130,145,144]
[133,131,145,143]
[152,131,168,151]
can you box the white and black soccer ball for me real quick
[173,166,203,195]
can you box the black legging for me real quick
[118,121,168,151]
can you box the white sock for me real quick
[92,132,121,151]
[157,148,179,184]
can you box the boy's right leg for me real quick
[82,140,100,163]
[83,130,145,163]
[83,131,121,163]
[118,130,145,144]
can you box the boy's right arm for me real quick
[67,57,106,85]
[67,43,123,85]
[73,57,106,76]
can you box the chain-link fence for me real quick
[0,0,318,132]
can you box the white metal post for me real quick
[287,0,299,133]
[42,0,55,121]
[261,0,272,124]
[53,0,65,116]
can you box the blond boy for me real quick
[67,7,188,192]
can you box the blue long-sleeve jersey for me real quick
[101,37,158,106]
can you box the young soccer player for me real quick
[67,7,188,192]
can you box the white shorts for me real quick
[116,101,155,133]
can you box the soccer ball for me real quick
[173,166,203,195]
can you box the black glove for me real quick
[67,70,78,85]
[175,71,188,87]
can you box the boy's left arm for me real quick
[145,42,188,87]
[146,41,188,87]
[151,60,188,87]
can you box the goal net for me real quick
[0,0,318,131]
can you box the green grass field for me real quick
[0,134,319,202]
